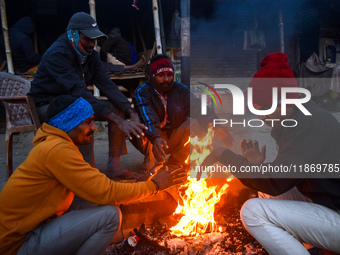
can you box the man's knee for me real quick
[104,205,122,226]
[240,198,268,228]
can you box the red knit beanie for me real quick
[248,52,299,108]
[150,58,174,77]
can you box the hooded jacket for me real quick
[29,34,131,119]
[9,17,41,73]
[0,124,157,255]
[248,52,299,107]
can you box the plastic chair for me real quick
[0,72,41,177]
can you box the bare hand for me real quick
[240,139,266,165]
[118,119,147,139]
[151,165,188,191]
[152,137,168,163]
[106,112,147,139]
[214,127,234,147]
[130,112,141,124]
[136,164,163,182]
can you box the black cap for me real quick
[66,12,107,39]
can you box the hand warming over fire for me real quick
[240,139,266,165]
[151,165,188,191]
[136,164,163,182]
[152,137,169,163]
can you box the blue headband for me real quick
[48,97,94,133]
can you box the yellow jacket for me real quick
[0,123,156,255]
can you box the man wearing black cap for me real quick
[29,12,145,179]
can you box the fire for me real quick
[170,126,231,237]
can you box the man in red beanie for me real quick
[131,54,234,172]
[202,52,340,254]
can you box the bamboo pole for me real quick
[0,0,14,74]
[88,0,100,97]
[89,0,96,20]
[152,0,162,54]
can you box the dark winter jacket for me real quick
[9,17,41,73]
[219,101,340,211]
[133,81,213,142]
[29,34,131,119]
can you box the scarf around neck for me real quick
[67,29,91,64]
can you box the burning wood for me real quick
[170,179,230,237]
[170,126,231,237]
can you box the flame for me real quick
[170,126,230,236]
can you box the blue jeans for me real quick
[17,205,121,255]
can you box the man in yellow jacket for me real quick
[0,95,186,255]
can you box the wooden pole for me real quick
[88,0,100,97]
[0,0,14,74]
[89,0,96,20]
[152,0,162,54]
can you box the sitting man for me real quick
[0,16,41,73]
[202,52,340,254]
[0,95,187,255]
[131,54,233,172]
[99,27,146,73]
[29,12,145,179]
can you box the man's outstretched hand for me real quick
[151,165,188,191]
[106,112,147,139]
[136,164,163,182]
[240,139,266,165]
[152,137,168,163]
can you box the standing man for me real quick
[0,95,187,255]
[29,12,144,179]
[132,54,233,172]
[202,52,340,254]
